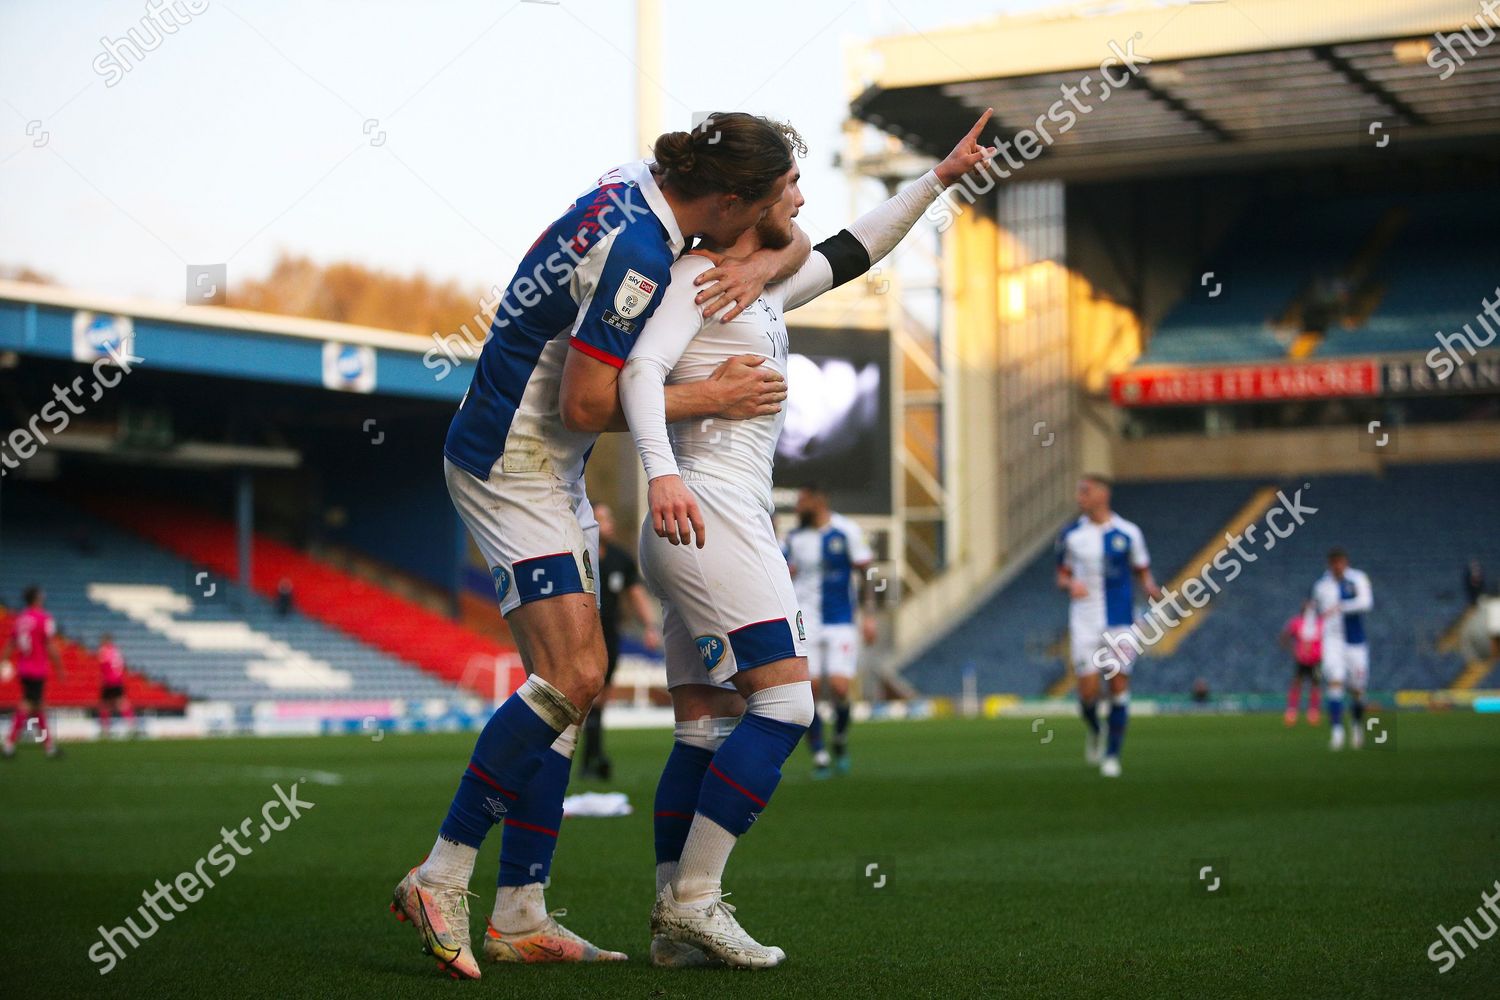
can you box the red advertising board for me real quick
[1111,360,1379,406]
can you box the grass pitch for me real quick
[2,712,1497,998]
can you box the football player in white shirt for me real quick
[1055,475,1160,777]
[1312,547,1374,750]
[620,112,995,968]
[784,485,877,777]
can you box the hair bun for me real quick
[653,131,697,173]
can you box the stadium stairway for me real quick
[0,604,188,712]
[0,491,466,707]
[902,464,1500,697]
[89,498,514,696]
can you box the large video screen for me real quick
[775,327,891,515]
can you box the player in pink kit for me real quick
[2,586,65,759]
[1281,598,1323,727]
[96,633,137,737]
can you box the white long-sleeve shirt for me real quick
[620,171,946,512]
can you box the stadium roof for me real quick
[0,279,464,401]
[850,0,1500,181]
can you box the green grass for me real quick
[2,713,1498,998]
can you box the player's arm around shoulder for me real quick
[690,226,812,321]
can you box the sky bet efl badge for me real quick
[615,269,657,319]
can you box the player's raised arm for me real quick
[776,109,997,312]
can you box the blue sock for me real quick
[698,713,805,836]
[1079,698,1101,735]
[497,746,570,886]
[1106,697,1128,757]
[1328,696,1345,729]
[833,703,851,753]
[654,741,714,865]
[439,692,561,848]
[806,708,825,754]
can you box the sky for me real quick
[0,0,1058,307]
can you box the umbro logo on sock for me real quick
[485,797,508,819]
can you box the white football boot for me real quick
[650,884,785,969]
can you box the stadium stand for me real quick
[1318,191,1500,358]
[903,478,1267,696]
[902,464,1500,697]
[1137,197,1383,365]
[1139,191,1500,365]
[92,496,515,696]
[0,488,465,707]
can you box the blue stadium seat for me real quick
[0,488,462,706]
[904,465,1500,697]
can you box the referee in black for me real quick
[580,502,660,780]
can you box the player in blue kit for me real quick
[1055,475,1160,778]
[1313,548,1374,751]
[784,486,876,777]
[391,114,809,979]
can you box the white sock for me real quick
[491,882,548,934]
[552,723,579,759]
[656,861,677,895]
[672,814,738,905]
[418,836,477,889]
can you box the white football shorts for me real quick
[807,622,859,680]
[445,457,598,617]
[1320,638,1369,691]
[639,474,807,689]
[1071,621,1140,678]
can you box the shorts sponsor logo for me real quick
[582,550,595,589]
[614,269,657,318]
[491,566,511,602]
[796,611,806,641]
[696,635,726,670]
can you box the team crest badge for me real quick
[615,269,658,319]
[796,611,806,641]
[491,565,511,602]
[1111,535,1128,552]
[696,635,726,670]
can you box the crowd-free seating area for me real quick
[0,490,469,707]
[903,464,1500,696]
[1139,191,1500,365]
